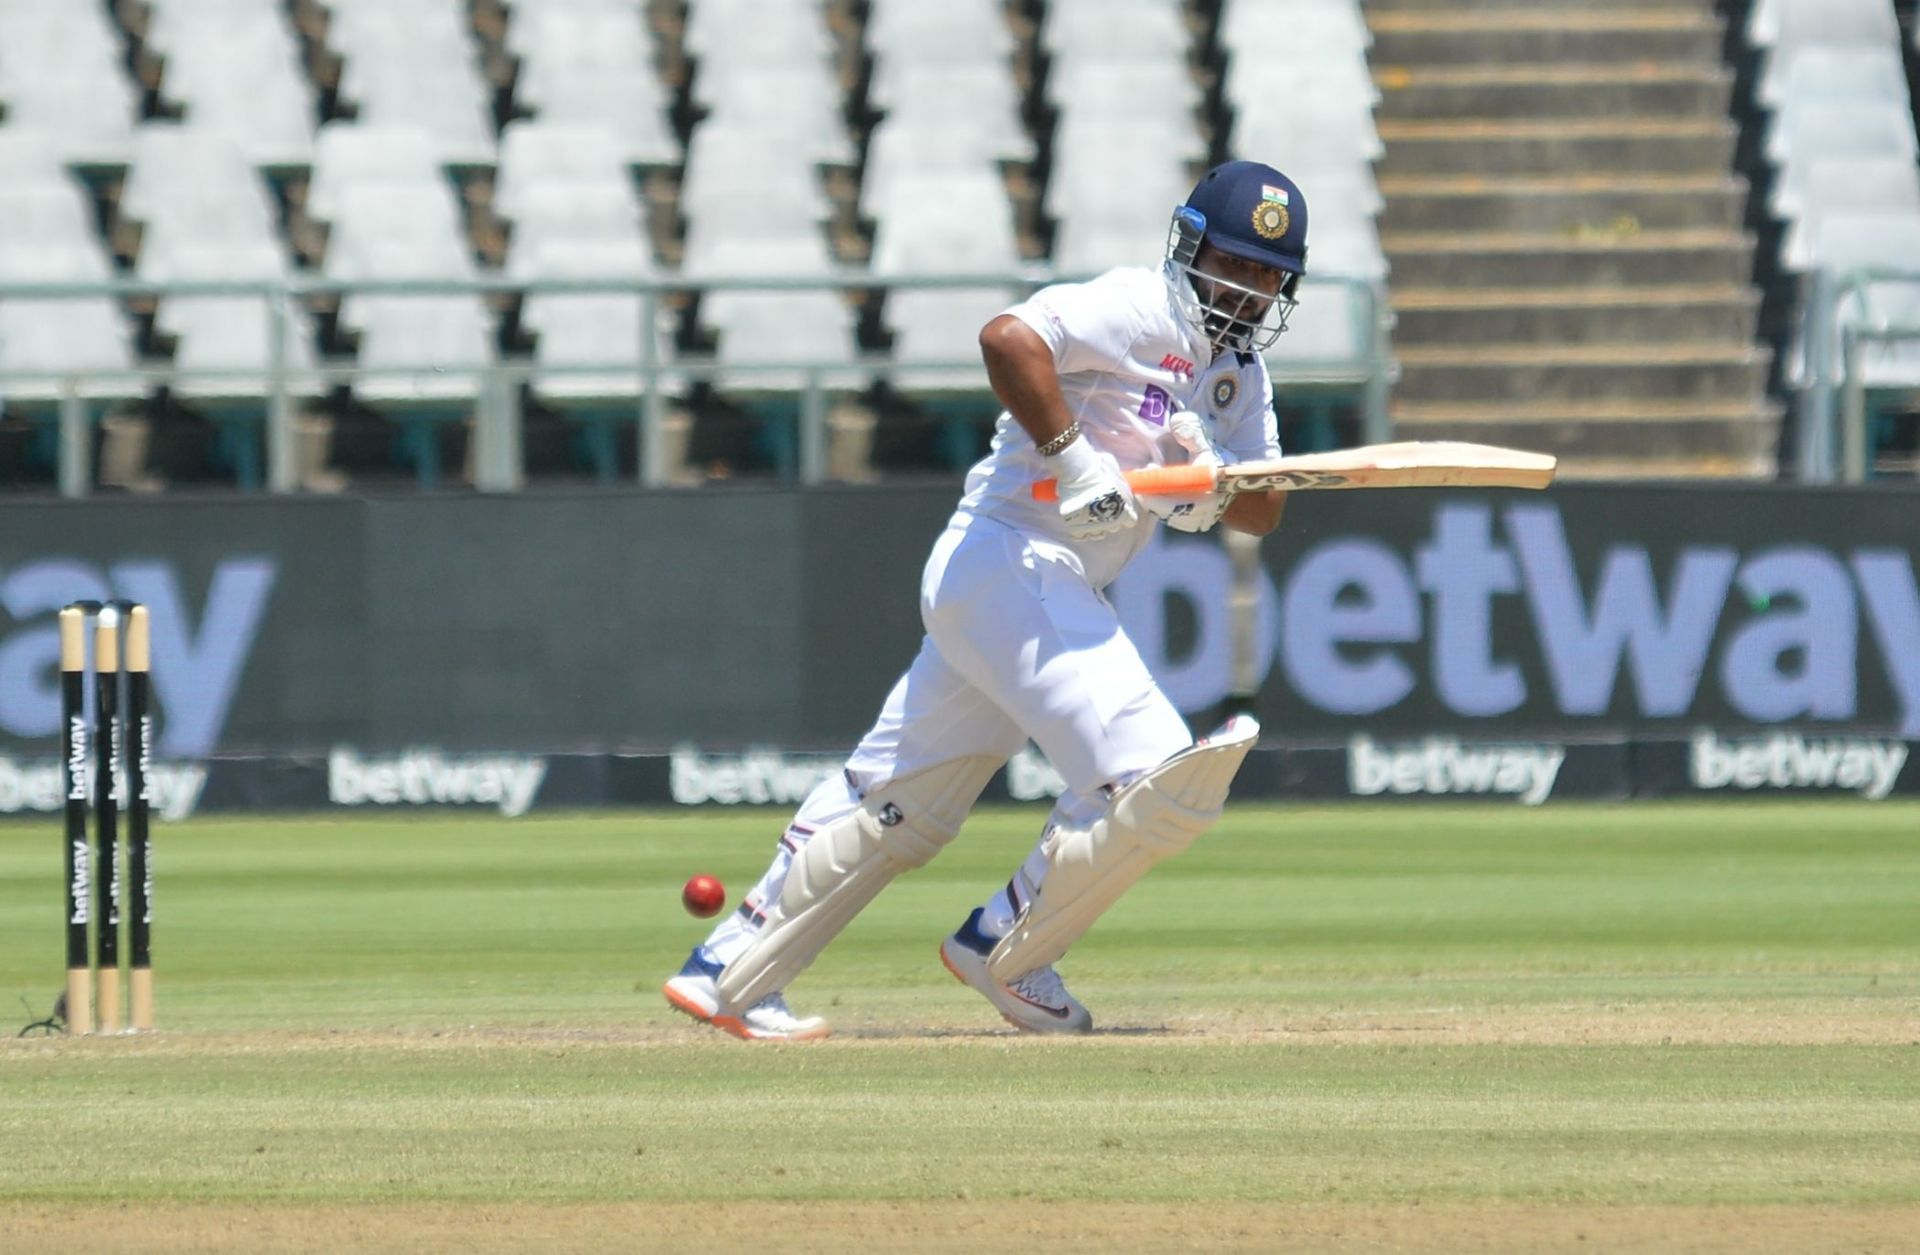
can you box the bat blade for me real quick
[1215,441,1557,493]
[1030,441,1556,501]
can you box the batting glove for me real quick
[1168,409,1227,468]
[1141,486,1231,533]
[1050,434,1137,540]
[1149,410,1234,532]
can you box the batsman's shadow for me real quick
[843,1024,1178,1041]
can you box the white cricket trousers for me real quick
[701,514,1192,968]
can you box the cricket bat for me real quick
[1031,441,1556,500]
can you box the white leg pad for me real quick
[716,754,1001,1011]
[987,717,1259,981]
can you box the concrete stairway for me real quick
[1369,0,1778,477]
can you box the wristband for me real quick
[1034,421,1082,457]
[1049,431,1103,485]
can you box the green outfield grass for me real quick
[2,803,1917,1249]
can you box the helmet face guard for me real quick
[1164,205,1302,353]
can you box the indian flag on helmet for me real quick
[1251,186,1292,240]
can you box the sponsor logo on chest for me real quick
[1138,384,1171,426]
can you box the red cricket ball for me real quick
[682,874,727,919]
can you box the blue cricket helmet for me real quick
[1165,160,1310,351]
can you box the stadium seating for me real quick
[144,0,316,167]
[0,120,137,402]
[496,122,629,217]
[327,0,496,167]
[865,0,1016,65]
[1042,0,1204,277]
[0,177,138,401]
[872,167,1021,465]
[121,123,318,484]
[1805,212,1920,386]
[512,236,676,481]
[1746,0,1920,473]
[0,2,138,166]
[502,1,676,166]
[1215,0,1384,444]
[1778,157,1920,272]
[0,0,1408,492]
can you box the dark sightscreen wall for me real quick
[1,483,1916,762]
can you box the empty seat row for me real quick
[0,0,1392,492]
[1751,0,1920,459]
[1218,0,1384,285]
[1044,0,1202,276]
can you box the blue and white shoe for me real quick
[939,909,1092,1034]
[662,948,830,1042]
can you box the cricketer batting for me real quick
[664,160,1308,1040]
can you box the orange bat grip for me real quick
[1030,464,1218,502]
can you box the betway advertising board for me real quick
[0,483,1914,814]
[1118,485,1918,739]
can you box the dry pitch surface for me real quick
[2,804,1917,1252]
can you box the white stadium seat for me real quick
[318,174,492,404]
[495,121,634,220]
[1799,210,1920,390]
[885,288,1012,391]
[861,120,1030,220]
[517,239,679,401]
[706,291,862,392]
[869,171,1021,276]
[679,123,835,224]
[681,219,836,281]
[683,0,835,60]
[120,126,261,222]
[147,3,317,165]
[866,0,1015,63]
[1041,0,1188,58]
[1043,60,1201,112]
[1780,157,1920,272]
[1767,103,1919,222]
[0,188,138,400]
[508,7,677,165]
[1756,0,1901,53]
[506,183,649,254]
[306,124,447,223]
[0,4,141,163]
[1758,45,1910,111]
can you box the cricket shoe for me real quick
[939,908,1092,1034]
[662,948,831,1042]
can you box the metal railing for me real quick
[1797,264,1920,484]
[0,271,1392,495]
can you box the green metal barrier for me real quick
[0,271,1391,495]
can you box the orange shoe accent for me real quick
[662,983,714,1024]
[779,1020,832,1042]
[667,985,831,1042]
[709,1014,755,1040]
[939,944,967,985]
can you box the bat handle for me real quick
[1030,464,1220,502]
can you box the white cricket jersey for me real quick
[954,265,1282,589]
